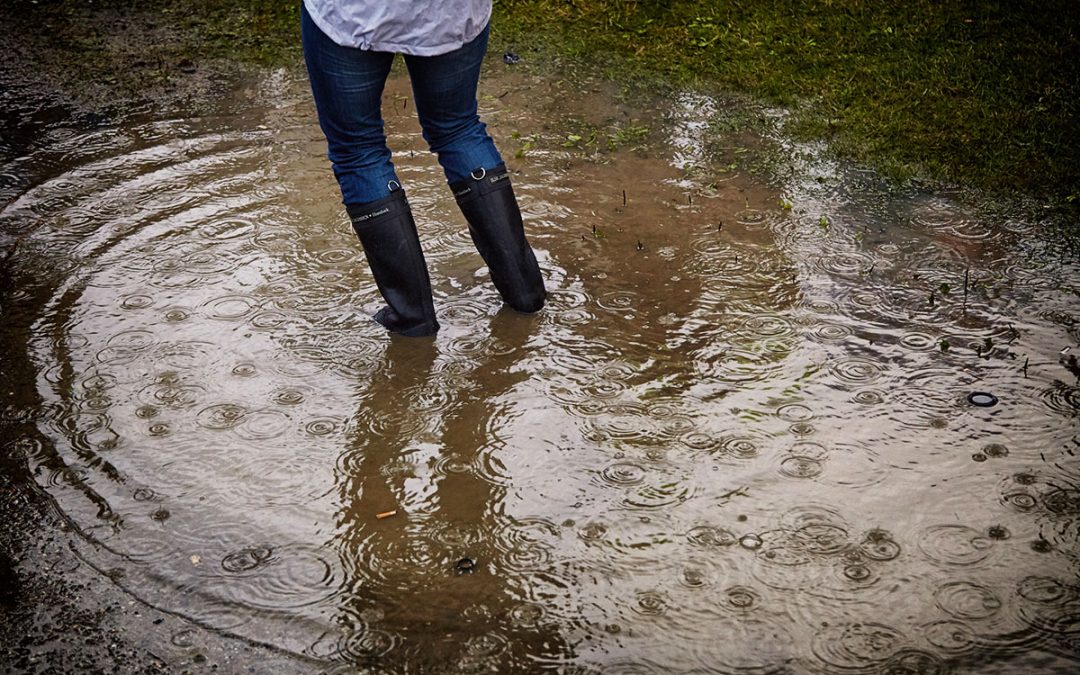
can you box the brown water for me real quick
[2,65,1079,673]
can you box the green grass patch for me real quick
[493,0,1080,201]
[13,0,1080,205]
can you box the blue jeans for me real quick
[301,4,504,206]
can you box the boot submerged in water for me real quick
[347,188,440,337]
[450,165,546,313]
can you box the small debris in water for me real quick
[967,391,999,407]
[963,267,970,313]
[971,453,987,462]
[1030,539,1053,553]
[190,555,201,566]
[1062,354,1080,380]
[376,510,397,520]
[987,525,1010,540]
[456,557,477,574]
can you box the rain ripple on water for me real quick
[3,68,1079,673]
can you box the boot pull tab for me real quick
[471,166,510,197]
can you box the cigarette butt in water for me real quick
[376,510,397,520]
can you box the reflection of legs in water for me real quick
[335,318,570,669]
[335,336,438,608]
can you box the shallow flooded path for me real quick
[2,62,1079,673]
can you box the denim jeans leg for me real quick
[403,24,504,184]
[301,4,400,205]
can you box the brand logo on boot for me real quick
[352,207,390,223]
[488,173,509,185]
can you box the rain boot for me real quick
[347,189,440,337]
[450,165,546,313]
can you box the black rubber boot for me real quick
[347,189,439,337]
[450,165,546,313]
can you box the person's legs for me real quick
[302,5,438,336]
[405,26,546,313]
[402,24,502,183]
[301,3,399,204]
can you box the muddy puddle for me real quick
[2,61,1079,673]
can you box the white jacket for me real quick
[303,0,492,56]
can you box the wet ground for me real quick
[2,39,1080,675]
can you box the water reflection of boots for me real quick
[336,317,571,670]
[347,189,440,337]
[451,165,546,313]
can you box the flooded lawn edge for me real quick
[5,1,1075,247]
[492,2,1080,197]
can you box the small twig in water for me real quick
[963,267,970,315]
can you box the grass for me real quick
[11,0,1080,205]
[492,0,1080,202]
